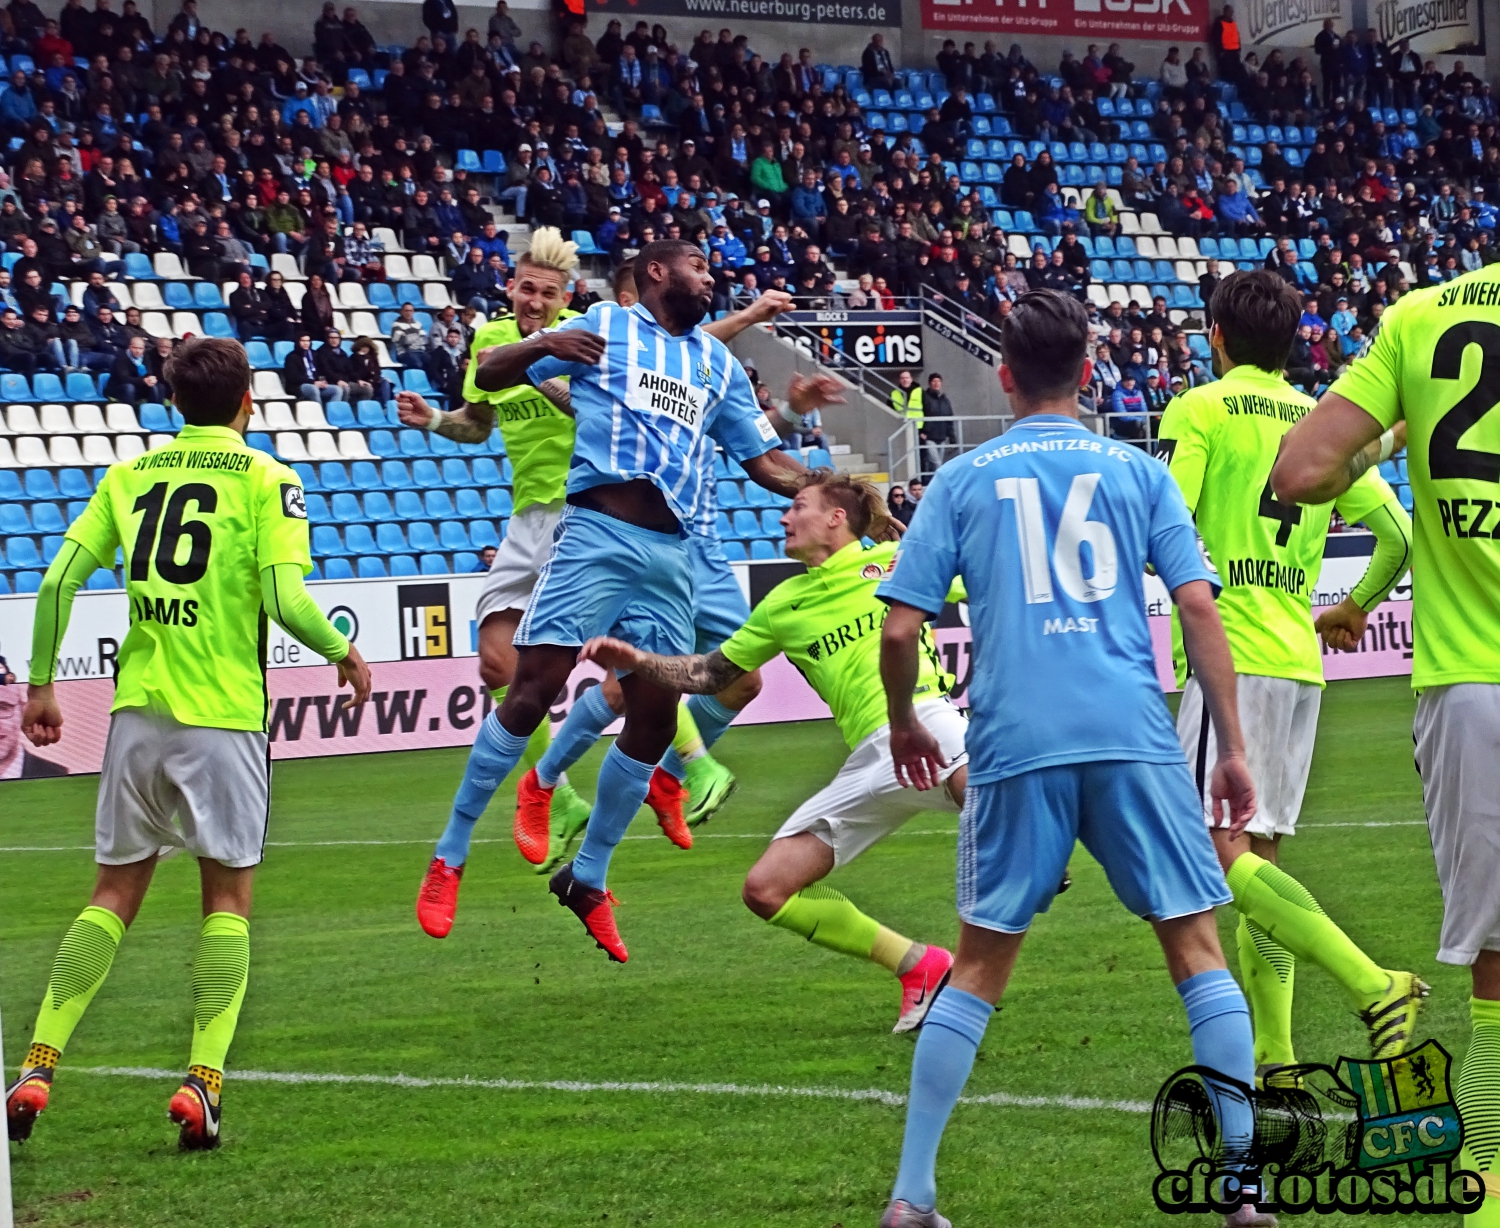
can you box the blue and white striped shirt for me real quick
[528,301,777,527]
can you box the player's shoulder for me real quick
[1416,265,1500,317]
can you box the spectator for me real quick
[1084,182,1119,237]
[919,373,956,477]
[887,484,915,528]
[284,332,335,402]
[1109,371,1148,439]
[475,545,497,571]
[105,335,162,404]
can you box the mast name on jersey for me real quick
[1222,394,1309,423]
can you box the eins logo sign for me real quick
[397,583,452,660]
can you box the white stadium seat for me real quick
[1128,283,1152,305]
[271,253,305,282]
[7,405,42,434]
[1107,283,1128,305]
[39,405,73,434]
[114,434,145,462]
[132,282,166,309]
[274,432,310,462]
[338,282,371,309]
[382,254,413,281]
[106,281,134,307]
[1176,261,1199,283]
[1118,211,1141,235]
[1134,237,1157,259]
[172,311,202,338]
[142,311,172,337]
[1156,236,1179,259]
[248,406,270,432]
[106,403,141,432]
[296,400,329,428]
[73,404,108,433]
[371,339,396,367]
[332,310,350,335]
[14,436,48,465]
[306,431,341,461]
[262,402,298,431]
[422,283,452,309]
[154,252,190,279]
[1086,284,1109,309]
[252,372,288,399]
[1177,236,1201,259]
[147,433,174,450]
[48,436,85,465]
[337,430,373,459]
[373,226,404,253]
[82,435,117,465]
[0,437,15,466]
[411,257,441,280]
[285,281,306,309]
[350,311,383,337]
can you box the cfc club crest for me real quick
[1337,1041,1462,1173]
[696,360,713,384]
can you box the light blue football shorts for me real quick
[515,504,694,657]
[957,760,1232,933]
[689,533,751,654]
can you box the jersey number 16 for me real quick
[996,473,1118,605]
[129,482,216,585]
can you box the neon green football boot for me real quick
[535,782,593,874]
[683,754,736,828]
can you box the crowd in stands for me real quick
[0,0,1467,503]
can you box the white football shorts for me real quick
[474,499,565,625]
[1177,673,1320,838]
[96,708,271,868]
[773,699,969,867]
[1413,683,1500,966]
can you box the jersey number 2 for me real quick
[1430,321,1500,482]
[995,473,1118,604]
[130,482,216,584]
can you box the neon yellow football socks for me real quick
[1236,914,1296,1068]
[769,885,914,972]
[187,912,249,1079]
[1226,852,1390,1008]
[1459,997,1500,1224]
[30,905,125,1057]
[672,699,706,764]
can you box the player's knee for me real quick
[477,651,511,692]
[599,674,626,715]
[741,867,787,920]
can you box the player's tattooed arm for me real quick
[1341,420,1406,487]
[394,392,495,441]
[577,639,746,695]
[538,378,573,416]
[473,329,605,392]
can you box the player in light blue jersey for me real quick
[872,291,1271,1228]
[432,240,834,963]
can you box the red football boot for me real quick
[513,768,555,865]
[416,856,464,938]
[645,767,692,850]
[548,862,628,962]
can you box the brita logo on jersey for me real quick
[397,584,451,660]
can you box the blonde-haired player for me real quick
[398,227,602,937]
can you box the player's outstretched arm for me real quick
[577,637,746,694]
[473,328,604,393]
[22,540,102,746]
[1315,497,1413,651]
[1273,395,1404,505]
[880,601,947,791]
[1174,579,1257,835]
[396,391,498,442]
[260,564,372,706]
[742,445,809,497]
[702,289,794,343]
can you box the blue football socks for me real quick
[536,684,616,787]
[1177,969,1257,1171]
[570,743,656,890]
[435,711,533,866]
[892,987,995,1211]
[660,693,738,780]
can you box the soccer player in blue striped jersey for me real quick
[436,240,834,962]
[518,278,803,871]
[873,291,1270,1228]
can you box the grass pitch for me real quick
[0,676,1473,1227]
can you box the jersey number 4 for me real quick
[130,482,216,584]
[996,473,1118,604]
[1431,321,1500,482]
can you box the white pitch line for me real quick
[67,1064,1152,1114]
[0,820,1426,855]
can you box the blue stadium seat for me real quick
[66,501,88,524]
[0,504,29,534]
[139,403,172,431]
[326,402,356,428]
[453,551,480,573]
[356,400,386,427]
[203,313,234,340]
[439,521,470,551]
[58,467,90,497]
[482,149,505,174]
[368,430,398,457]
[721,541,748,562]
[759,510,784,538]
[164,282,193,308]
[364,492,396,522]
[384,554,416,576]
[311,526,347,556]
[356,555,387,578]
[717,482,744,508]
[409,523,440,553]
[1199,237,1220,258]
[311,462,346,492]
[806,448,833,470]
[442,458,474,487]
[368,283,396,308]
[123,252,156,279]
[486,488,514,518]
[24,471,58,499]
[1114,236,1137,257]
[394,490,425,520]
[428,433,458,458]
[419,553,449,576]
[744,483,773,508]
[376,523,411,554]
[412,459,443,488]
[330,492,363,523]
[472,457,503,487]
[322,557,355,579]
[32,502,65,533]
[731,509,762,540]
[13,571,43,593]
[750,540,778,560]
[398,428,429,457]
[381,461,413,489]
[344,524,379,555]
[33,373,67,402]
[402,369,436,395]
[0,472,22,501]
[245,341,275,369]
[425,490,455,519]
[455,488,486,518]
[469,520,499,549]
[0,372,30,402]
[304,493,331,523]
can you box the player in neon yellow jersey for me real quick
[5,338,371,1151]
[399,228,602,937]
[1273,262,1500,1226]
[1158,271,1425,1079]
[579,471,965,1033]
